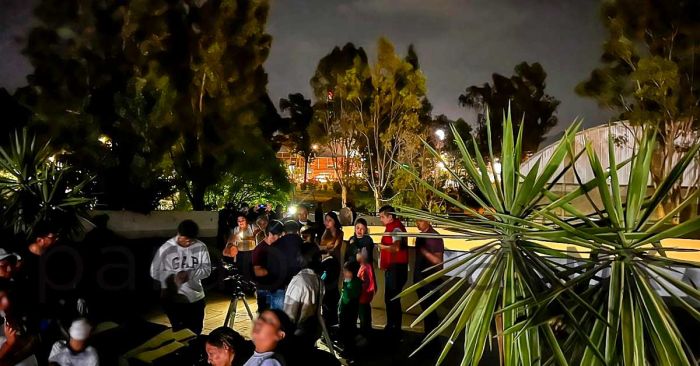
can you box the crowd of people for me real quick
[193,204,445,365]
[0,223,100,366]
[0,203,445,366]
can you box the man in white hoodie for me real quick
[150,220,211,335]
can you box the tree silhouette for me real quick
[459,62,559,157]
[21,0,284,211]
[577,0,700,215]
[279,93,314,184]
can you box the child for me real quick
[356,248,376,334]
[48,318,99,366]
[338,261,361,356]
[344,219,374,265]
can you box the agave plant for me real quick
[0,129,94,239]
[539,128,700,365]
[397,112,700,365]
[396,111,601,365]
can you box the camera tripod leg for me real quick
[242,297,255,321]
[223,297,237,328]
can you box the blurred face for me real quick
[237,217,248,230]
[355,252,364,263]
[343,268,354,281]
[379,212,394,225]
[257,219,269,230]
[355,223,367,238]
[176,235,195,248]
[251,310,285,352]
[324,215,335,230]
[416,220,431,232]
[297,207,308,222]
[205,343,234,366]
[37,233,58,249]
[265,232,281,245]
[0,291,10,311]
[0,259,15,279]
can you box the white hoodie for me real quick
[150,237,212,303]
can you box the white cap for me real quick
[69,318,92,341]
[0,248,20,262]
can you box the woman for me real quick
[319,212,343,326]
[319,212,343,260]
[254,216,269,245]
[224,214,259,257]
[205,327,253,366]
[243,309,292,366]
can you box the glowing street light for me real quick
[493,160,502,175]
[434,128,446,141]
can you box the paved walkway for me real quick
[146,292,424,337]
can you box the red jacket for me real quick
[379,219,408,269]
[358,262,375,304]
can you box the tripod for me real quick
[222,274,256,328]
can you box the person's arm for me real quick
[254,266,269,277]
[189,244,212,282]
[283,278,303,323]
[149,246,165,282]
[419,247,443,265]
[378,229,402,253]
[366,267,376,294]
[0,324,17,359]
[328,231,343,251]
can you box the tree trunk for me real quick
[190,183,206,211]
[374,190,381,214]
[303,155,309,184]
[341,184,348,208]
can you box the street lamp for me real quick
[434,128,446,141]
[493,160,502,175]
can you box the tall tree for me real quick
[459,62,559,157]
[22,0,285,211]
[19,0,179,212]
[577,0,700,215]
[124,0,282,210]
[309,43,371,207]
[279,93,314,184]
[354,38,428,211]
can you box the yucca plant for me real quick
[396,110,609,365]
[397,112,700,365]
[538,128,700,365]
[0,129,94,239]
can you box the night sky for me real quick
[1,0,613,143]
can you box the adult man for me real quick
[150,220,211,335]
[295,205,308,226]
[0,249,21,281]
[252,221,286,311]
[283,243,323,349]
[20,222,85,326]
[277,221,303,285]
[377,205,408,336]
[414,219,445,336]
